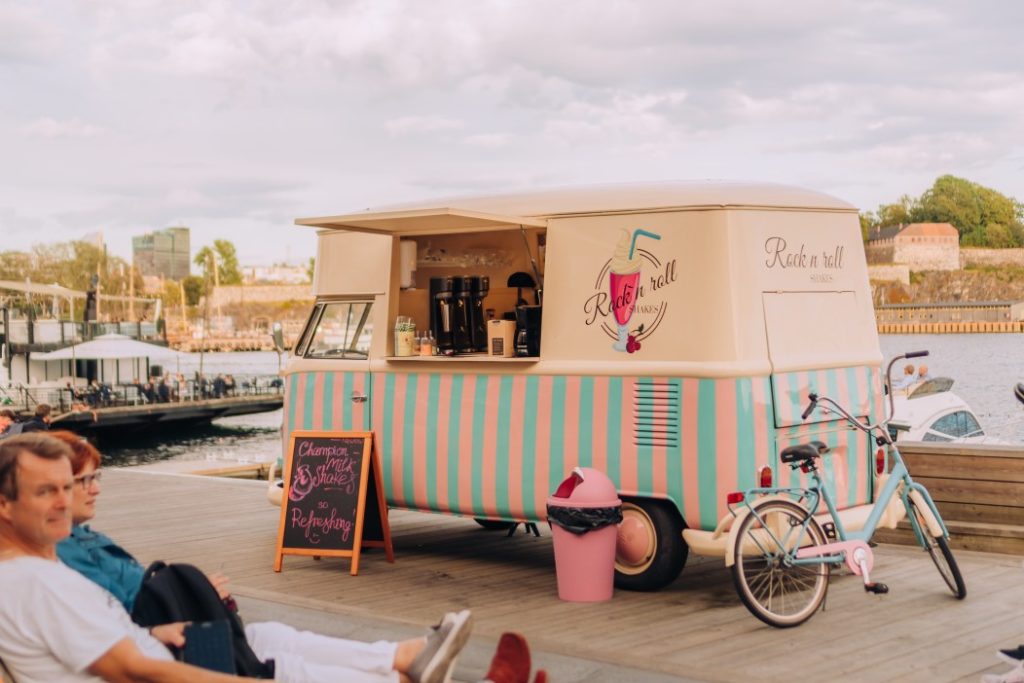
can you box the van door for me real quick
[283,300,373,443]
[762,291,882,508]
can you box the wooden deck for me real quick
[100,469,1024,683]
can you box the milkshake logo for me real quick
[583,229,678,353]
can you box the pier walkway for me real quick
[101,469,1023,683]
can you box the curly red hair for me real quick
[47,431,102,474]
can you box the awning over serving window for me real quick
[295,207,547,236]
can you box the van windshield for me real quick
[303,301,373,359]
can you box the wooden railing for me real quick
[874,441,1024,554]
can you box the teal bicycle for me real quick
[727,351,966,628]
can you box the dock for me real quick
[99,469,1024,682]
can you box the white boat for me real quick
[889,377,1003,444]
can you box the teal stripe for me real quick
[323,372,335,430]
[402,374,418,505]
[666,379,683,508]
[845,366,862,503]
[823,370,840,500]
[697,379,718,528]
[736,378,755,490]
[447,376,464,513]
[522,377,539,518]
[425,374,441,511]
[548,377,567,493]
[381,373,396,500]
[494,376,513,517]
[338,372,350,429]
[303,373,315,429]
[471,376,489,513]
[578,377,594,467]
[606,377,623,485]
[636,378,653,494]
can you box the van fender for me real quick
[723,495,800,568]
[908,488,944,538]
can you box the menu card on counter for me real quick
[274,431,394,575]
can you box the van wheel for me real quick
[615,499,687,591]
[474,518,516,531]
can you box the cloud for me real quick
[385,116,463,135]
[22,118,104,140]
[0,4,60,63]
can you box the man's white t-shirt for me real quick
[0,556,173,683]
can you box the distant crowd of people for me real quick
[0,403,53,439]
[60,373,244,408]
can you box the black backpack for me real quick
[130,561,274,678]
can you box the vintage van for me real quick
[284,181,884,591]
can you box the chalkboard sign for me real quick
[274,431,394,575]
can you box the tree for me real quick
[306,256,315,282]
[194,240,242,285]
[181,275,205,306]
[910,175,1024,247]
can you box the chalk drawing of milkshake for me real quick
[289,464,314,502]
[609,229,661,352]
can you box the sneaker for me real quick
[999,646,1024,665]
[409,610,473,683]
[483,633,531,683]
[983,668,1024,683]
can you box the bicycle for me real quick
[727,350,967,628]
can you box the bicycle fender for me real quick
[908,488,944,538]
[723,495,797,568]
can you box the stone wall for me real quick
[865,240,895,265]
[892,235,959,270]
[868,264,910,285]
[207,284,313,307]
[960,248,1024,269]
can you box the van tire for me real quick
[614,499,687,591]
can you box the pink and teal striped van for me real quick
[284,182,884,591]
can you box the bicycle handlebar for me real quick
[904,350,929,359]
[801,393,818,420]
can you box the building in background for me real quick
[242,263,310,284]
[133,226,191,280]
[865,222,960,271]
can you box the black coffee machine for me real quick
[430,276,489,354]
[515,305,542,357]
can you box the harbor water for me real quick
[102,336,1024,467]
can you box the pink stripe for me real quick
[590,377,609,477]
[481,377,502,516]
[371,374,387,499]
[412,373,430,507]
[435,375,453,513]
[619,378,638,495]
[752,377,770,474]
[457,375,477,515]
[681,379,700,525]
[832,368,851,507]
[312,373,325,431]
[390,373,408,507]
[534,376,553,516]
[507,376,526,518]
[563,377,580,470]
[353,373,366,430]
[650,381,668,499]
[715,379,739,520]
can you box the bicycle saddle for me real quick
[780,440,830,463]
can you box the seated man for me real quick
[0,434,526,683]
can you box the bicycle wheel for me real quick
[731,499,830,628]
[907,498,966,599]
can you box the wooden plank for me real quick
[933,501,1024,526]
[912,476,1024,507]
[904,452,1024,484]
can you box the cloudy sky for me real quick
[3,0,1023,266]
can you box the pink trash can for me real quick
[546,467,623,602]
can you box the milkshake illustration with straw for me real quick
[609,228,661,352]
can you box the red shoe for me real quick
[485,632,531,683]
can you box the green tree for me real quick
[181,275,205,306]
[876,195,917,228]
[306,256,315,282]
[194,240,242,285]
[911,175,1024,247]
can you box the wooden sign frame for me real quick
[274,430,394,575]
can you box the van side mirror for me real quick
[270,322,287,353]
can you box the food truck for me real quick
[284,181,884,591]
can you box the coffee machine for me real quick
[515,305,542,357]
[466,276,490,352]
[429,277,455,354]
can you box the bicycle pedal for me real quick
[863,582,889,595]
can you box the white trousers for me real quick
[245,622,400,683]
